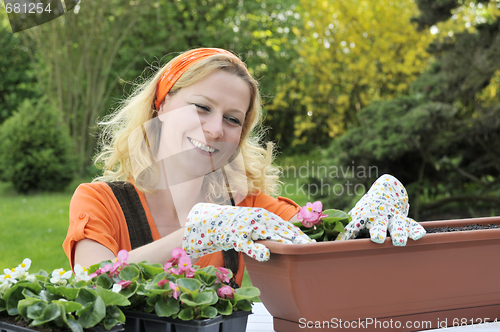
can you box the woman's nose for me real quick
[202,114,224,139]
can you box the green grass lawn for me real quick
[0,151,320,290]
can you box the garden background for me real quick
[1,0,499,277]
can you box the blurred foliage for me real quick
[0,98,76,193]
[15,0,302,172]
[0,17,38,124]
[315,0,500,220]
[0,0,499,205]
[265,0,436,152]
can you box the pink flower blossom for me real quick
[297,201,328,228]
[169,281,180,299]
[215,267,230,284]
[170,256,196,276]
[109,250,129,276]
[172,247,187,259]
[217,285,234,299]
[164,248,188,271]
[117,280,131,289]
[89,264,113,279]
[158,279,169,287]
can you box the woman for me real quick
[64,48,426,286]
[63,48,312,286]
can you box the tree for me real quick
[21,0,303,172]
[0,16,38,124]
[265,0,437,152]
[315,0,500,220]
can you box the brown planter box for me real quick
[244,216,500,331]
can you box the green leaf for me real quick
[197,266,216,275]
[103,306,125,330]
[215,299,232,315]
[178,307,194,321]
[233,287,260,301]
[77,296,106,329]
[4,282,43,315]
[95,286,130,307]
[39,289,59,302]
[75,288,97,306]
[53,300,83,313]
[177,278,201,295]
[138,263,164,278]
[235,299,252,311]
[179,289,217,306]
[200,306,217,319]
[308,229,324,240]
[146,295,160,306]
[27,301,47,320]
[150,271,168,284]
[46,285,80,300]
[119,265,140,281]
[18,298,45,320]
[119,280,139,298]
[194,271,217,286]
[22,288,40,299]
[66,315,83,332]
[31,303,61,326]
[322,209,350,223]
[36,270,49,278]
[96,274,114,290]
[154,297,179,317]
[332,221,346,233]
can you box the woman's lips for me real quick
[188,137,219,156]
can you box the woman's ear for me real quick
[158,96,169,115]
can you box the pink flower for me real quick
[169,281,180,299]
[172,247,187,259]
[297,201,328,228]
[215,267,230,284]
[89,264,113,278]
[164,248,188,271]
[217,285,234,299]
[117,280,131,289]
[158,279,169,287]
[170,256,196,276]
[109,250,129,276]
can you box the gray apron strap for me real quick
[106,181,153,250]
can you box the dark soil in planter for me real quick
[355,224,500,238]
[0,315,53,332]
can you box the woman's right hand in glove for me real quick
[182,203,314,262]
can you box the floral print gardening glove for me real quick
[182,203,313,262]
[336,174,426,246]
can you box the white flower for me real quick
[1,268,19,283]
[74,264,91,282]
[17,258,31,272]
[50,268,72,285]
[112,284,122,293]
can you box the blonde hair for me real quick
[94,51,281,199]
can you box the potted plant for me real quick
[87,248,259,332]
[0,259,126,332]
[244,201,500,332]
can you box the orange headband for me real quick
[154,48,249,111]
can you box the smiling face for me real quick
[155,70,251,181]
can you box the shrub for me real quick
[0,98,76,193]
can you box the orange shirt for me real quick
[63,181,300,285]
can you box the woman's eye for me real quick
[226,117,242,126]
[194,104,210,112]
